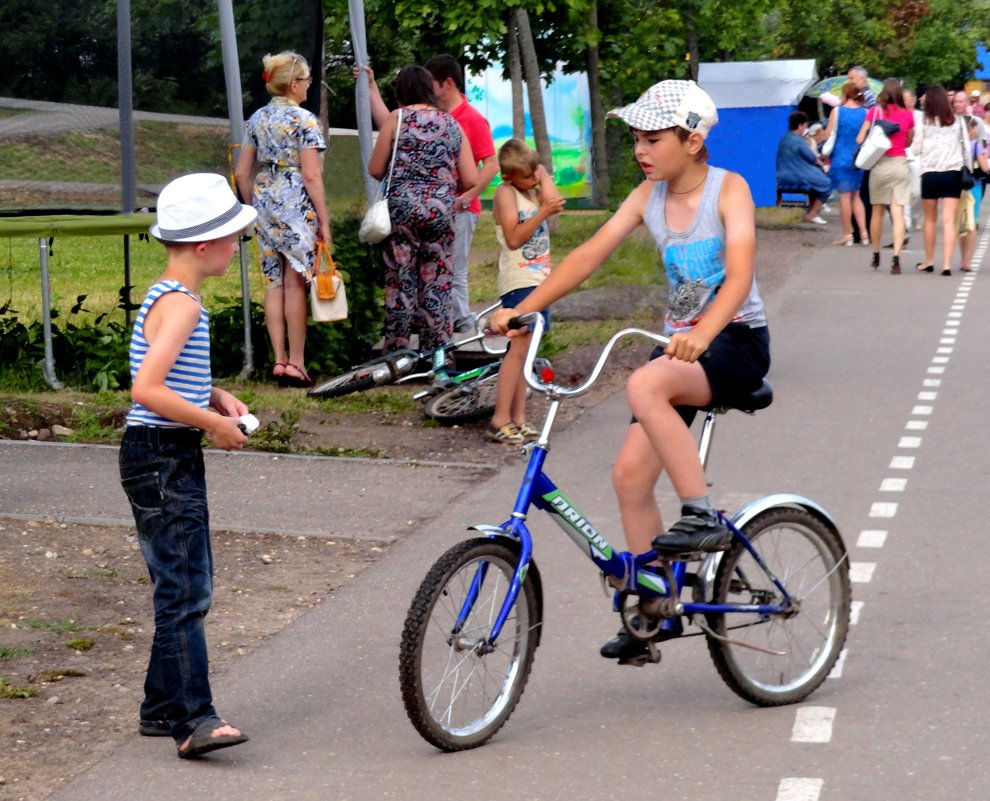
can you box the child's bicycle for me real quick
[399,313,851,751]
[307,302,548,425]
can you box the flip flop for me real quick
[177,717,249,759]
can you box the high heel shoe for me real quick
[870,252,880,270]
[833,234,853,246]
[891,255,901,275]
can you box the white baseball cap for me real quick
[151,173,257,243]
[608,79,718,139]
[971,89,981,98]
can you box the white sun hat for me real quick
[151,173,257,243]
[608,79,718,139]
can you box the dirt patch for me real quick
[0,518,386,800]
[0,218,822,800]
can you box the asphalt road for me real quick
[10,221,989,800]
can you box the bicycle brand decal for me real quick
[543,490,612,560]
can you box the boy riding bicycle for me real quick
[491,80,770,661]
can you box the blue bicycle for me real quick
[399,314,851,751]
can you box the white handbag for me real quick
[854,108,891,170]
[309,243,348,322]
[821,110,838,157]
[359,109,402,244]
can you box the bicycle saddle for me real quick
[705,379,774,414]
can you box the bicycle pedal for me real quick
[617,641,662,667]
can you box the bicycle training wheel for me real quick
[706,507,851,706]
[308,352,413,399]
[424,373,500,425]
[399,537,543,751]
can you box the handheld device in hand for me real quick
[237,413,260,435]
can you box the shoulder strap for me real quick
[382,109,402,196]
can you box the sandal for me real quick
[915,263,934,273]
[281,362,314,388]
[177,717,248,760]
[272,362,287,381]
[833,235,853,246]
[489,423,525,445]
[516,422,540,441]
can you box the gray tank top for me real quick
[643,166,766,334]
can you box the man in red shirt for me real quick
[425,55,499,332]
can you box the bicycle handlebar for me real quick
[512,312,671,399]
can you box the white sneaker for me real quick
[806,216,828,225]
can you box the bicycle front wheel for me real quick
[399,538,542,751]
[309,351,416,399]
[424,373,500,425]
[706,507,851,706]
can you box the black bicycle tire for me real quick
[399,538,542,751]
[706,507,851,706]
[424,373,501,425]
[307,356,395,399]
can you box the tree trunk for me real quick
[506,14,526,139]
[584,1,609,206]
[514,7,553,172]
[684,4,700,81]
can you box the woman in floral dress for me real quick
[235,51,330,387]
[367,65,479,352]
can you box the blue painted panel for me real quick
[706,106,794,208]
[978,44,990,79]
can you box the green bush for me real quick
[0,213,386,390]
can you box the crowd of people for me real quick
[777,66,988,275]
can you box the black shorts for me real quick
[633,322,771,427]
[921,170,962,200]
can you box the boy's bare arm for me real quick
[131,293,246,450]
[494,183,565,250]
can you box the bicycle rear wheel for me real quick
[308,352,415,399]
[706,507,850,706]
[424,373,500,425]
[399,538,542,751]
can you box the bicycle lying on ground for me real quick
[399,314,851,751]
[307,302,509,424]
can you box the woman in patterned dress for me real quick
[367,65,479,352]
[235,51,330,386]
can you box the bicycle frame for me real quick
[458,315,803,647]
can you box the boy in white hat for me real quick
[119,173,257,758]
[492,80,769,662]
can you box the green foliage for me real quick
[0,678,36,699]
[65,637,94,652]
[21,618,83,634]
[0,646,31,661]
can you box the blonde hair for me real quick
[262,51,310,97]
[498,138,540,176]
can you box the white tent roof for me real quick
[698,60,818,109]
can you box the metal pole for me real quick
[39,238,63,390]
[117,0,136,333]
[217,0,254,378]
[117,0,136,213]
[348,0,379,204]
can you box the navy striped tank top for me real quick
[125,280,211,428]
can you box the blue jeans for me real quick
[119,426,217,742]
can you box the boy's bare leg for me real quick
[611,423,664,556]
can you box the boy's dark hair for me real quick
[498,138,540,175]
[788,111,808,131]
[394,65,437,107]
[670,127,709,162]
[424,54,463,92]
